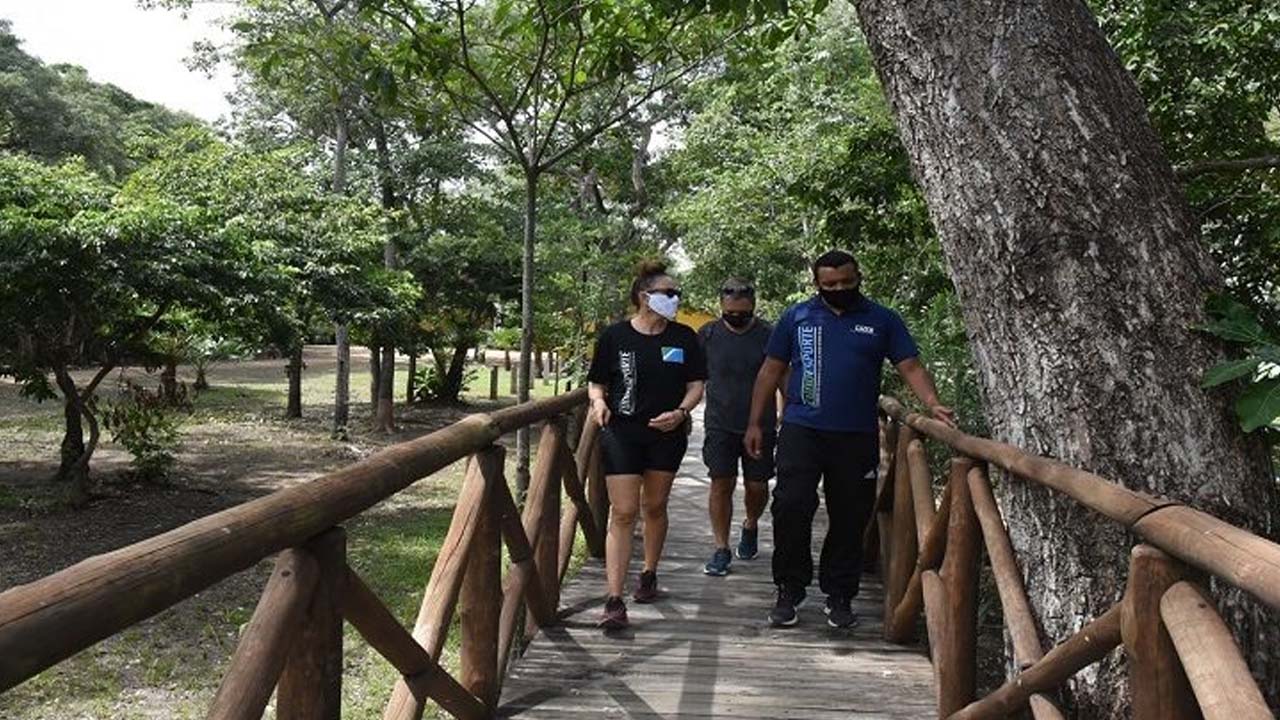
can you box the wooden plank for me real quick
[278,528,345,720]
[207,549,318,720]
[1121,544,1197,720]
[499,419,938,719]
[885,427,919,630]
[524,420,564,642]
[936,458,979,716]
[886,474,953,643]
[0,391,585,691]
[1160,581,1272,720]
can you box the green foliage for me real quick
[411,362,478,403]
[1199,295,1280,433]
[486,326,522,350]
[1095,0,1280,330]
[0,21,199,179]
[101,380,192,481]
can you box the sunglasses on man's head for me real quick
[648,288,682,298]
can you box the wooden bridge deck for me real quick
[497,424,938,719]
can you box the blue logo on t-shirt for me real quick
[661,346,684,364]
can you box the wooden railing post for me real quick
[524,418,565,641]
[885,426,919,630]
[1121,544,1198,720]
[277,527,346,720]
[208,550,319,720]
[874,419,900,601]
[488,366,498,401]
[928,456,979,717]
[459,460,503,711]
[384,446,502,720]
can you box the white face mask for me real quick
[645,291,680,320]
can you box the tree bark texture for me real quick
[160,357,178,404]
[376,343,395,432]
[368,344,381,410]
[331,105,351,439]
[53,367,91,502]
[406,352,417,403]
[516,171,539,495]
[285,345,304,419]
[852,0,1280,713]
[333,323,350,437]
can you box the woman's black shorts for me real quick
[600,420,688,475]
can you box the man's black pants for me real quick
[771,422,879,598]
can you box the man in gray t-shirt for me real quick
[698,279,777,576]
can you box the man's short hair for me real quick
[812,250,859,276]
[719,277,755,301]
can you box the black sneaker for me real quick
[736,525,759,560]
[633,570,659,603]
[769,585,806,627]
[704,547,732,576]
[825,595,858,629]
[599,595,629,629]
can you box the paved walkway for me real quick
[497,420,937,719]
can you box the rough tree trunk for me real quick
[373,119,398,433]
[516,170,539,495]
[853,0,1280,713]
[441,344,470,403]
[534,349,545,379]
[194,364,209,391]
[285,346,303,419]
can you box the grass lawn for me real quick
[0,346,588,719]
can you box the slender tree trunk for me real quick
[373,119,398,433]
[331,106,352,439]
[442,344,470,402]
[194,363,209,391]
[534,349,545,379]
[285,345,304,419]
[376,343,395,432]
[406,352,417,403]
[853,0,1280,712]
[160,357,178,404]
[369,344,381,408]
[52,366,92,503]
[333,323,350,438]
[516,170,539,494]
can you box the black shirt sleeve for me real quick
[586,326,611,385]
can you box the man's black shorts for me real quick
[600,420,689,475]
[702,428,775,483]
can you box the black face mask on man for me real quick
[723,312,753,329]
[819,287,861,311]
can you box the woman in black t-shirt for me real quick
[587,261,706,630]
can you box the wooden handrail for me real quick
[0,389,585,694]
[876,396,1275,720]
[879,395,1280,611]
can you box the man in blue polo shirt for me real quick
[745,250,956,629]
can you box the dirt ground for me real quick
[0,346,545,719]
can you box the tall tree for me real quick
[369,0,753,490]
[852,0,1280,712]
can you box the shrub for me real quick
[101,380,191,481]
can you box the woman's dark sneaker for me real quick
[736,525,759,560]
[825,595,858,629]
[633,570,660,603]
[599,596,629,629]
[704,548,732,576]
[768,585,806,627]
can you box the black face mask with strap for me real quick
[723,312,754,329]
[819,287,861,311]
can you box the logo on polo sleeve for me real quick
[661,346,685,364]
